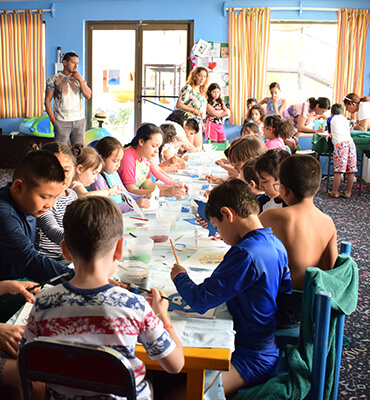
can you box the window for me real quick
[266,23,337,104]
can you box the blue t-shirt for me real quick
[174,228,291,349]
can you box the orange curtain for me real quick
[228,7,270,125]
[0,10,45,118]
[333,9,370,103]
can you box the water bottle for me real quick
[57,47,61,63]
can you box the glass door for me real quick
[140,23,190,126]
[86,21,192,144]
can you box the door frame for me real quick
[85,20,194,131]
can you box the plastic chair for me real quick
[276,241,352,400]
[275,241,351,350]
[18,337,136,400]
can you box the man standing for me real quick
[45,52,91,145]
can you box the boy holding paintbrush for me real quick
[21,196,184,400]
[171,179,291,398]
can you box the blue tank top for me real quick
[266,98,282,115]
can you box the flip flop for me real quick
[339,191,351,199]
[328,191,340,198]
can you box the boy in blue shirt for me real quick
[0,150,74,283]
[171,178,291,397]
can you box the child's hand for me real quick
[195,214,208,229]
[171,263,187,281]
[136,198,151,208]
[147,288,169,316]
[206,175,222,184]
[215,158,228,166]
[109,185,124,196]
[317,128,325,133]
[170,182,186,198]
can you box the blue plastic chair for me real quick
[275,241,351,400]
[18,337,136,400]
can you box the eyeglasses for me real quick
[273,183,282,191]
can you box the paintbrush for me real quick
[169,238,180,264]
[28,272,70,291]
[121,281,173,302]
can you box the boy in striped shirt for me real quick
[21,196,184,400]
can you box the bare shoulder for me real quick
[315,207,336,230]
[260,207,290,227]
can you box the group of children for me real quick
[0,84,359,399]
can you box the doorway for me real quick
[86,21,193,144]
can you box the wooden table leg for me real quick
[185,369,205,400]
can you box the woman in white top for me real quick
[343,93,370,131]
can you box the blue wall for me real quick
[1,0,370,134]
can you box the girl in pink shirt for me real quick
[119,123,185,197]
[264,115,295,152]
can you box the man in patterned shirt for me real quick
[45,52,91,146]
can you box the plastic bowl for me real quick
[116,260,149,288]
[126,237,154,263]
[148,219,171,243]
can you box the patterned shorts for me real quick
[333,141,357,173]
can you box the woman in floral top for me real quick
[176,67,209,150]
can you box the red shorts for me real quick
[333,141,357,173]
[205,120,226,141]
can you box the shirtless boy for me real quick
[259,154,338,291]
[259,154,337,327]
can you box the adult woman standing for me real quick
[282,97,331,134]
[176,67,209,150]
[343,93,370,131]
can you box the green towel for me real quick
[234,254,358,400]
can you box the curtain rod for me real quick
[0,3,56,17]
[223,2,338,17]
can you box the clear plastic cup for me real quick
[148,219,171,243]
[158,211,177,228]
[166,200,182,215]
[126,238,154,263]
[116,260,149,288]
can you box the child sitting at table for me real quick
[71,144,123,198]
[240,121,260,137]
[264,114,295,152]
[171,179,291,397]
[90,136,150,210]
[254,149,290,210]
[326,103,357,198]
[119,123,186,198]
[35,141,78,261]
[21,196,184,400]
[241,158,270,213]
[259,154,338,327]
[212,136,266,181]
[0,150,73,283]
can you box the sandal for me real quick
[328,191,340,198]
[339,191,351,199]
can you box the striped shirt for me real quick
[21,282,175,400]
[35,188,78,260]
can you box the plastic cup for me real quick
[116,260,149,288]
[126,238,154,263]
[158,211,177,228]
[148,219,171,243]
[166,200,182,215]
